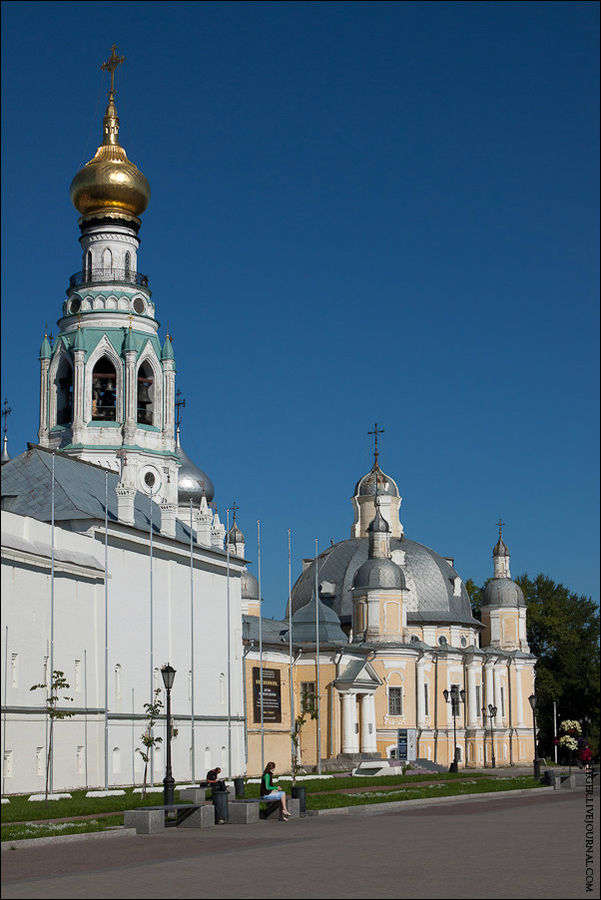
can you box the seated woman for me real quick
[260,761,290,820]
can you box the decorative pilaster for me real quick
[484,662,495,715]
[116,484,136,526]
[71,342,86,444]
[467,662,478,728]
[123,335,137,444]
[513,662,524,727]
[493,666,502,724]
[38,358,51,445]
[416,659,426,727]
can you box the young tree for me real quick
[136,688,163,797]
[30,669,75,803]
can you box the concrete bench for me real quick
[124,802,214,834]
[229,797,301,822]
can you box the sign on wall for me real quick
[397,728,417,761]
[252,667,282,723]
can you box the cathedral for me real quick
[240,445,536,773]
[1,50,536,795]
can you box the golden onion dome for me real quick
[70,92,150,218]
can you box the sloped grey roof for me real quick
[291,536,478,627]
[336,658,381,687]
[1,446,205,548]
[242,615,290,644]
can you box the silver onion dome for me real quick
[481,578,525,608]
[355,463,399,498]
[176,442,214,504]
[352,557,406,591]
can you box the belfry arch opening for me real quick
[137,361,154,425]
[91,357,117,421]
[54,357,73,426]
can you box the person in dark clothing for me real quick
[261,761,290,820]
[206,766,227,791]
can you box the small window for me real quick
[460,636,467,647]
[438,635,448,646]
[85,251,92,281]
[124,251,131,277]
[300,682,316,713]
[388,686,402,716]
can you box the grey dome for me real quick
[481,578,525,608]
[176,443,214,504]
[292,536,478,627]
[493,536,509,557]
[241,569,259,601]
[228,522,245,544]
[355,464,399,498]
[353,557,405,591]
[292,594,347,644]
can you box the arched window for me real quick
[124,251,131,278]
[55,357,73,425]
[92,358,117,421]
[102,248,112,272]
[112,746,121,774]
[137,361,154,425]
[85,251,92,281]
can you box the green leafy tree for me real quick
[516,574,600,758]
[30,670,75,803]
[136,688,163,797]
[467,573,600,758]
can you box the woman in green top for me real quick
[261,761,290,820]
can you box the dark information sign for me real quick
[253,667,282,723]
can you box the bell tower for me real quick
[37,46,178,504]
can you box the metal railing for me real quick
[68,268,150,291]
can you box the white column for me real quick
[485,663,494,714]
[162,361,175,445]
[493,666,502,724]
[467,663,478,728]
[416,660,426,727]
[341,692,359,754]
[360,694,378,753]
[513,663,524,727]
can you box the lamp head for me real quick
[161,663,176,690]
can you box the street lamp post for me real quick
[443,685,466,773]
[161,664,176,807]
[487,703,497,768]
[528,694,540,780]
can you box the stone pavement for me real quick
[1,788,598,899]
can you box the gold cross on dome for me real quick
[368,422,385,464]
[101,44,126,94]
[496,518,506,537]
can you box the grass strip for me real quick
[2,814,124,842]
[307,776,544,810]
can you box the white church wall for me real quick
[1,510,247,794]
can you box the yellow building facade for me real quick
[238,454,536,776]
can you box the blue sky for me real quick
[1,1,599,617]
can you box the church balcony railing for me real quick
[68,268,150,292]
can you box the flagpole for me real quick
[288,529,295,773]
[189,499,196,781]
[149,484,154,785]
[104,471,109,790]
[49,452,55,794]
[314,537,321,774]
[257,520,264,773]
[226,507,232,779]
